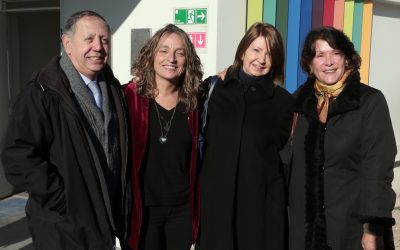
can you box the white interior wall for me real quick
[216,0,247,73]
[370,1,400,207]
[117,0,246,79]
[111,0,220,83]
[370,2,400,161]
[61,0,246,83]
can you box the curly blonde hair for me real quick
[132,24,203,113]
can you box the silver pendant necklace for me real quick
[154,101,177,144]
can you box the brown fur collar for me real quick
[293,70,362,119]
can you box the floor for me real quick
[1,193,399,249]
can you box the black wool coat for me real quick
[287,71,396,250]
[198,68,294,250]
[1,56,129,250]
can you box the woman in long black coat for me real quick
[287,27,396,250]
[197,22,294,250]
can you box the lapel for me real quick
[36,56,121,230]
[124,82,149,174]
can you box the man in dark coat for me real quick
[1,10,129,249]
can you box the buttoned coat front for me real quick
[198,68,293,250]
[288,71,396,250]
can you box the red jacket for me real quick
[124,82,200,250]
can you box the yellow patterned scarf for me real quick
[314,69,352,123]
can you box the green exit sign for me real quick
[174,8,207,25]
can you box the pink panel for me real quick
[333,0,345,30]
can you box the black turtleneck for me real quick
[238,67,269,86]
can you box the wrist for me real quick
[363,223,384,236]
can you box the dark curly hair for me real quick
[131,24,203,113]
[300,26,361,77]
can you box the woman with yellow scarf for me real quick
[287,27,396,250]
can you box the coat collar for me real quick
[223,66,275,98]
[37,55,117,92]
[294,70,363,119]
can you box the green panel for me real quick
[263,0,277,26]
[352,0,363,53]
[276,0,289,48]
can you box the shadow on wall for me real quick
[62,0,141,35]
[374,1,400,19]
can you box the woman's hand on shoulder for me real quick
[131,75,140,83]
[217,68,228,80]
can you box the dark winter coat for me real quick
[123,82,200,250]
[288,71,396,250]
[198,68,294,250]
[1,56,129,250]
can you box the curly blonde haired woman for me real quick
[124,24,203,250]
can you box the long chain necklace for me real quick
[153,101,177,144]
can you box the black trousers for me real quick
[140,203,192,250]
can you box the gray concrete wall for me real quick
[0,11,60,199]
[0,10,14,199]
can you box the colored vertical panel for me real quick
[276,0,289,50]
[312,0,324,29]
[343,0,355,40]
[285,0,302,93]
[263,0,277,26]
[360,0,373,84]
[247,0,264,29]
[298,0,313,87]
[323,0,335,26]
[352,0,363,53]
[333,0,345,30]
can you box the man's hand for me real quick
[361,232,384,250]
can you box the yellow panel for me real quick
[343,0,355,40]
[360,0,373,84]
[247,0,263,29]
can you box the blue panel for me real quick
[285,0,302,93]
[297,0,313,88]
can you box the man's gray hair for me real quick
[63,10,111,36]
